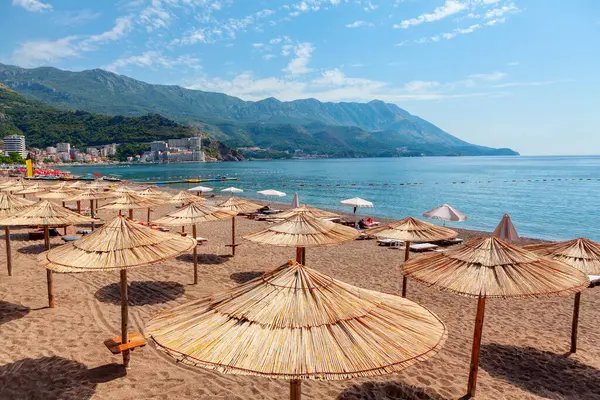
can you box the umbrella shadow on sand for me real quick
[177,253,230,264]
[95,281,185,306]
[480,343,600,399]
[230,271,264,284]
[0,356,125,399]
[17,243,48,255]
[0,301,30,325]
[337,381,444,400]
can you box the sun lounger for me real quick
[62,235,81,242]
[589,275,600,288]
[76,229,92,235]
[356,232,376,240]
[325,217,342,223]
[377,239,402,247]
[410,243,439,252]
[196,237,208,245]
[262,209,282,215]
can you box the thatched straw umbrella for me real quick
[0,193,34,276]
[0,200,91,308]
[99,192,164,222]
[153,203,236,284]
[367,217,457,297]
[68,190,115,231]
[14,182,44,197]
[39,215,196,368]
[37,189,83,232]
[1,181,28,194]
[277,204,340,220]
[46,181,68,190]
[401,236,589,397]
[138,187,170,199]
[525,238,600,353]
[164,191,205,234]
[244,213,359,264]
[147,261,447,400]
[217,196,262,256]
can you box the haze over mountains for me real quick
[0,63,518,158]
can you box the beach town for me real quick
[0,177,599,400]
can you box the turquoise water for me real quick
[62,156,600,241]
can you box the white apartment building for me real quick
[56,142,71,153]
[3,135,27,157]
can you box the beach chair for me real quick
[435,238,464,246]
[196,237,208,245]
[589,275,600,288]
[410,243,439,252]
[62,235,81,242]
[377,238,402,247]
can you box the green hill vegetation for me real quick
[0,63,519,157]
[0,83,242,161]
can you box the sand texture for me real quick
[1,195,600,400]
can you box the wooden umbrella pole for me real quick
[128,209,133,219]
[401,241,411,297]
[77,201,81,214]
[120,269,131,368]
[570,292,582,353]
[231,216,236,256]
[192,224,198,285]
[5,226,12,276]
[296,247,306,264]
[44,225,56,308]
[90,200,95,231]
[467,295,487,397]
[147,207,151,223]
[62,203,68,235]
[290,380,302,400]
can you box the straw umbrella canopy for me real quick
[423,204,467,225]
[147,260,447,400]
[217,196,262,256]
[40,215,196,368]
[65,181,87,189]
[367,217,457,297]
[45,181,67,190]
[14,182,44,196]
[68,190,115,230]
[153,203,236,284]
[0,193,35,276]
[243,213,359,265]
[525,238,600,353]
[167,190,204,205]
[0,181,28,193]
[99,192,164,222]
[277,204,340,220]
[493,214,519,242]
[0,200,91,308]
[401,236,589,397]
[138,187,171,200]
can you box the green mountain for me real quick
[0,63,518,157]
[0,83,242,161]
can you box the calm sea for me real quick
[62,156,600,241]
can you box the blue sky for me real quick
[1,0,599,155]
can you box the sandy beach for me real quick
[1,194,600,400]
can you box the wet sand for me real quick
[1,194,599,400]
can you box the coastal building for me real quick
[165,150,205,163]
[86,147,99,156]
[46,146,57,153]
[56,142,71,153]
[150,141,167,152]
[103,143,117,156]
[167,138,189,149]
[3,134,27,157]
[57,152,71,162]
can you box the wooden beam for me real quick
[192,224,198,285]
[5,226,12,276]
[290,380,301,400]
[467,295,487,397]
[571,292,582,353]
[120,269,130,368]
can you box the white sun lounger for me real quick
[377,239,402,247]
[589,275,600,288]
[410,243,439,252]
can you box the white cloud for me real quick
[252,43,265,48]
[171,28,212,46]
[395,1,467,28]
[283,42,314,75]
[105,51,201,72]
[484,3,520,19]
[507,61,520,66]
[346,20,372,28]
[11,36,80,67]
[363,2,377,12]
[468,71,507,81]
[263,54,276,60]
[12,0,52,12]
[86,16,133,44]
[52,9,102,26]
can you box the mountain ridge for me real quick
[0,63,518,157]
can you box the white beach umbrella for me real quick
[340,197,374,225]
[188,185,213,193]
[493,214,519,242]
[291,192,300,208]
[423,204,467,225]
[221,187,243,197]
[257,189,287,198]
